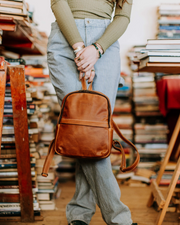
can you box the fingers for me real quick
[88,69,95,83]
[75,58,87,69]
[81,68,95,83]
[84,70,91,80]
[75,48,85,58]
[77,63,92,72]
[79,71,83,80]
[79,63,93,73]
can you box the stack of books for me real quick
[150,161,177,186]
[157,3,180,40]
[136,39,180,71]
[125,42,170,173]
[127,45,146,71]
[35,159,60,210]
[132,72,169,170]
[0,0,29,24]
[132,72,161,117]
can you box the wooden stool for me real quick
[147,115,180,225]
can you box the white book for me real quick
[39,201,55,210]
[147,56,180,63]
[0,202,39,211]
[0,171,36,177]
[141,49,180,53]
[144,143,168,149]
[133,76,154,82]
[131,175,150,183]
[147,39,180,45]
[158,19,180,24]
[138,51,180,60]
[116,172,134,180]
[0,5,22,13]
[0,187,38,193]
[1,137,15,142]
[146,44,180,50]
[37,193,50,201]
[159,10,180,15]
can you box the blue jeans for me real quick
[47,18,132,225]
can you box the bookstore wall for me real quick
[0,0,180,223]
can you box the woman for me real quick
[47,0,136,225]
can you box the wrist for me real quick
[95,42,104,55]
[72,42,85,55]
[92,43,103,59]
[72,42,85,50]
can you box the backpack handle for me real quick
[81,76,93,91]
[112,119,140,172]
[41,139,55,177]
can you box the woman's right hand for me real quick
[79,67,95,83]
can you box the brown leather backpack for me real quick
[42,77,140,177]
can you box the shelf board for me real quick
[138,62,180,73]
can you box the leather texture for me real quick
[42,77,140,177]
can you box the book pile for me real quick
[111,73,133,176]
[35,159,60,210]
[0,0,29,24]
[137,39,180,70]
[125,46,170,184]
[132,72,161,117]
[0,1,48,56]
[127,45,146,71]
[0,82,40,217]
[132,72,169,170]
[150,161,177,186]
[157,3,180,40]
[116,169,156,187]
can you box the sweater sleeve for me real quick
[51,0,83,46]
[97,0,133,53]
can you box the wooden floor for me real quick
[1,181,179,225]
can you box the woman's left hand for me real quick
[74,45,99,72]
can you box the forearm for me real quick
[97,0,133,53]
[96,16,130,53]
[51,0,83,47]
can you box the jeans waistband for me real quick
[52,18,111,30]
[75,18,111,27]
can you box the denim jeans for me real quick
[47,18,132,225]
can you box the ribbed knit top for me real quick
[51,0,133,52]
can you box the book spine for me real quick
[159,25,180,30]
[0,210,40,216]
[0,193,20,203]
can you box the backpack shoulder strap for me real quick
[41,139,55,177]
[112,119,140,172]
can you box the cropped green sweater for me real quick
[51,0,133,52]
